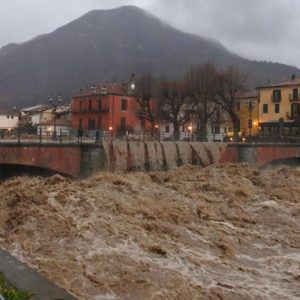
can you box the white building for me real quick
[0,114,19,130]
[20,104,51,126]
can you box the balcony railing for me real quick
[72,107,109,114]
[271,95,281,102]
[289,94,300,101]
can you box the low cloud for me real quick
[1,0,300,67]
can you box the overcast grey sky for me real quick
[1,0,299,67]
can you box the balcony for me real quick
[72,107,109,114]
[271,94,281,103]
[286,111,300,121]
[289,94,300,102]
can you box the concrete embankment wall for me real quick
[102,142,228,172]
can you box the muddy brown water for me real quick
[0,163,299,299]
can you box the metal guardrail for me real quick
[0,128,222,144]
[2,128,300,145]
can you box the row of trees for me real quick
[136,63,248,141]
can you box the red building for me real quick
[72,81,144,135]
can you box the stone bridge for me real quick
[0,142,300,178]
[220,143,300,168]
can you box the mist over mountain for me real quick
[0,5,299,108]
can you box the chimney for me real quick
[291,74,296,81]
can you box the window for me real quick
[291,103,300,119]
[79,101,83,111]
[236,102,240,111]
[89,99,92,111]
[120,117,126,132]
[88,118,95,129]
[248,101,254,111]
[79,118,82,129]
[121,99,128,111]
[98,99,102,111]
[275,103,280,114]
[166,125,170,133]
[263,104,268,113]
[213,125,220,134]
[273,89,281,102]
[293,88,299,100]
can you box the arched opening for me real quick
[0,164,70,181]
[261,157,300,169]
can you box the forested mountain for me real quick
[0,5,299,108]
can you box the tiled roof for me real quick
[76,83,128,97]
[257,77,300,89]
[21,104,50,113]
[236,90,258,99]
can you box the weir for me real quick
[0,142,300,177]
[105,142,227,172]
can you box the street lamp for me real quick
[109,126,113,142]
[188,125,193,141]
[128,73,136,94]
[48,94,62,140]
[154,124,159,142]
[248,100,253,139]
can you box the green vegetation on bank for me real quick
[0,273,32,300]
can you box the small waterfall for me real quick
[108,142,116,172]
[203,143,224,163]
[113,142,128,172]
[102,141,228,172]
[176,142,193,165]
[147,142,164,171]
[160,143,168,171]
[126,142,133,171]
[189,142,211,166]
[161,142,178,169]
[128,142,145,171]
[144,143,150,171]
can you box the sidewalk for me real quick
[0,249,77,300]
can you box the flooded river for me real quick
[0,163,299,299]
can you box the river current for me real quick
[0,163,299,299]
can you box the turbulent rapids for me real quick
[0,164,299,299]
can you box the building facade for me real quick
[72,82,145,136]
[235,91,259,137]
[257,76,300,138]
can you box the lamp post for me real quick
[128,73,136,94]
[154,124,159,142]
[248,100,253,140]
[48,94,62,140]
[109,126,113,142]
[13,106,22,143]
[188,124,193,141]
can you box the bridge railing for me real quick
[4,128,300,144]
[0,128,225,144]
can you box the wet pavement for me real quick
[0,249,77,300]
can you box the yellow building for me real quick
[257,75,300,138]
[235,91,259,137]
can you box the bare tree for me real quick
[216,65,248,141]
[136,72,158,136]
[160,80,190,140]
[186,63,219,141]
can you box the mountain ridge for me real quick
[0,5,299,108]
